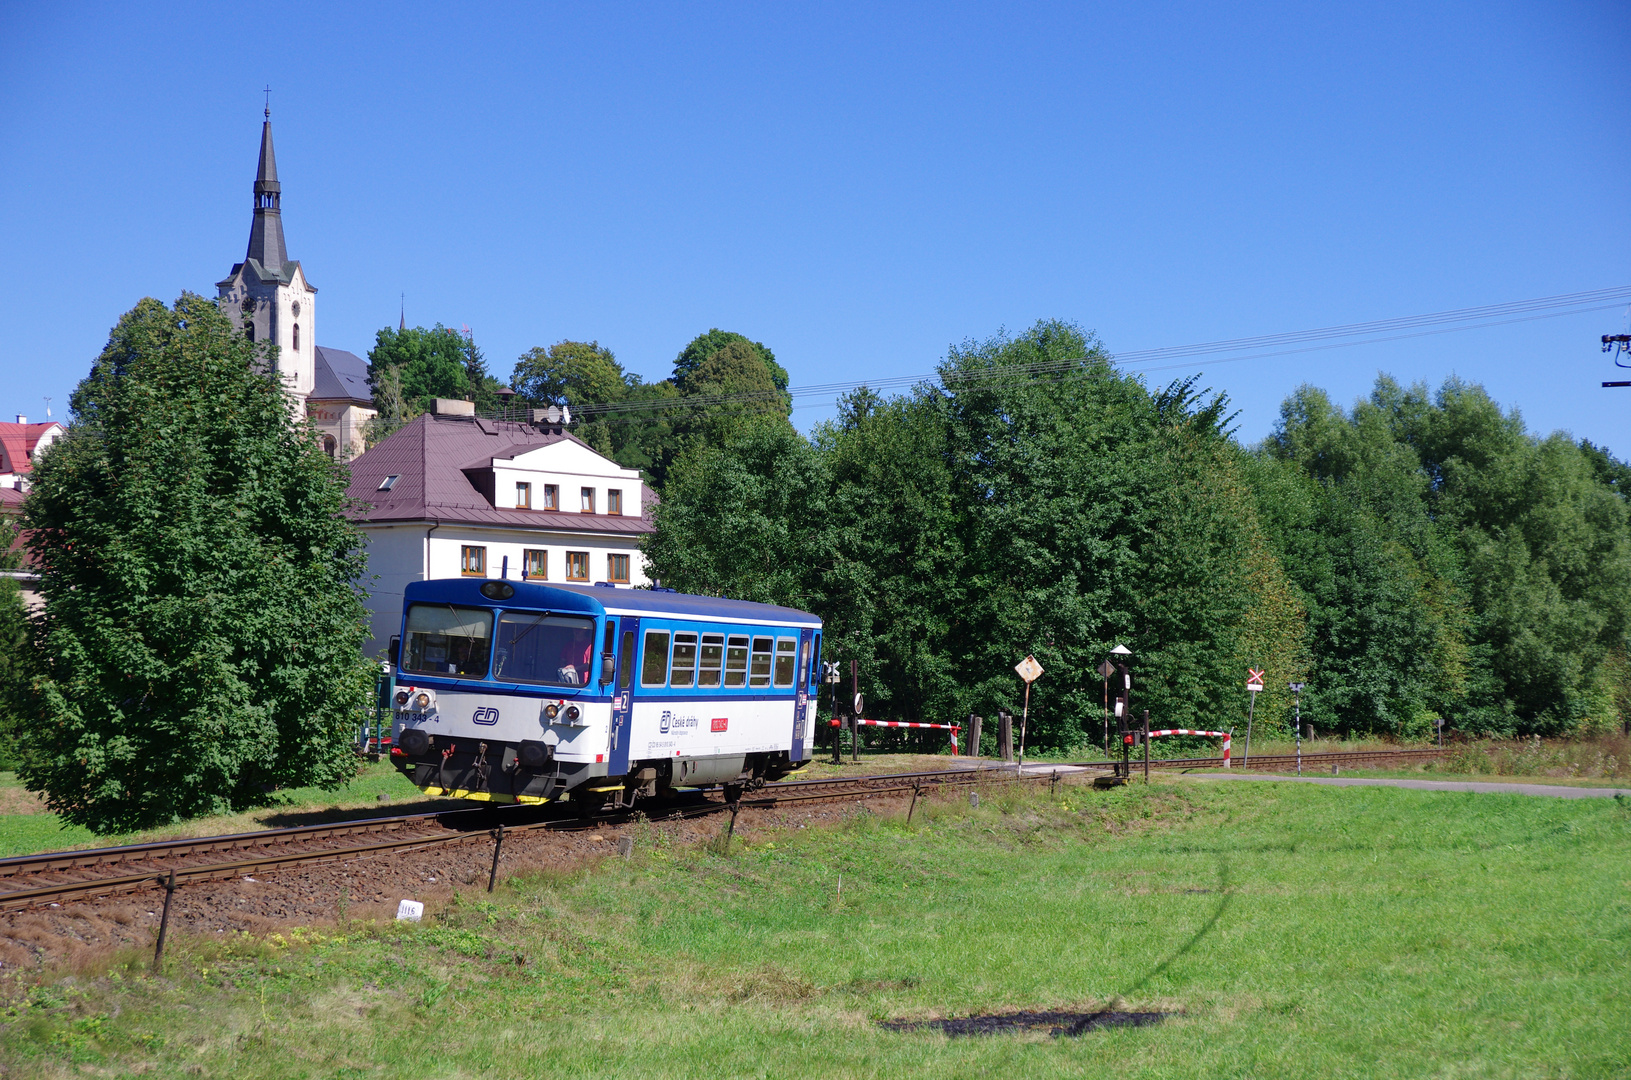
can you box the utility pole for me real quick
[1602,333,1631,386]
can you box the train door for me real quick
[608,616,639,776]
[793,627,814,760]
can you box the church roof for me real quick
[244,117,289,274]
[346,413,656,535]
[310,346,373,406]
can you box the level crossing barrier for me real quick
[829,718,962,755]
[1147,728,1231,767]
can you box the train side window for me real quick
[750,636,774,687]
[699,634,724,687]
[619,630,635,689]
[597,619,616,684]
[810,632,822,687]
[725,635,750,688]
[673,632,699,687]
[642,630,671,687]
[774,638,797,688]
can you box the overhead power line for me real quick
[559,285,1631,421]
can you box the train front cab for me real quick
[389,579,823,807]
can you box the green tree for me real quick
[0,517,29,769]
[1262,375,1631,736]
[460,334,501,413]
[363,365,421,449]
[674,329,789,394]
[19,293,377,833]
[367,324,474,412]
[512,340,632,407]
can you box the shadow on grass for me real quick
[880,855,1232,1039]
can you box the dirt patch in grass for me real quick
[880,1009,1172,1037]
[0,785,48,816]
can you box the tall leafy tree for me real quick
[0,517,29,768]
[674,329,789,394]
[20,293,376,833]
[367,324,475,412]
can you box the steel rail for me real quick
[0,807,489,879]
[0,748,1450,911]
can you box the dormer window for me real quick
[607,489,623,516]
[516,481,531,509]
[580,487,595,514]
[378,474,400,492]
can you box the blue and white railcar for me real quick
[389,578,822,805]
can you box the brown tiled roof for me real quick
[345,413,656,534]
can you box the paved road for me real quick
[1186,773,1631,799]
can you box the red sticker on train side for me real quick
[711,718,729,732]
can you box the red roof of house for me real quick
[0,422,61,475]
[346,413,656,534]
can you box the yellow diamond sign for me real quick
[1014,655,1044,684]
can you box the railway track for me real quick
[0,749,1447,912]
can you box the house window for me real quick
[607,489,623,516]
[565,551,589,581]
[523,549,547,579]
[516,482,531,509]
[378,474,399,492]
[607,554,630,584]
[543,484,559,510]
[580,487,595,514]
[461,545,487,576]
[293,323,301,351]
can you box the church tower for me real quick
[216,106,317,401]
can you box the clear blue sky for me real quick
[2,2,1628,448]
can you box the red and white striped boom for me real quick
[1147,728,1232,767]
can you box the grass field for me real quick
[0,775,1626,1078]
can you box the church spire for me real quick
[245,101,288,273]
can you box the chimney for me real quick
[15,415,24,425]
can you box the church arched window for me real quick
[246,323,255,343]
[293,323,301,351]
[322,434,336,459]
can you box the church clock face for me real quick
[291,300,302,318]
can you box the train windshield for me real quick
[493,610,597,686]
[403,605,493,678]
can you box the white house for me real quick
[345,400,655,655]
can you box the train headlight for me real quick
[414,692,432,710]
[543,704,560,721]
[394,690,411,707]
[564,705,580,722]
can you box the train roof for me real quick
[402,578,822,628]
